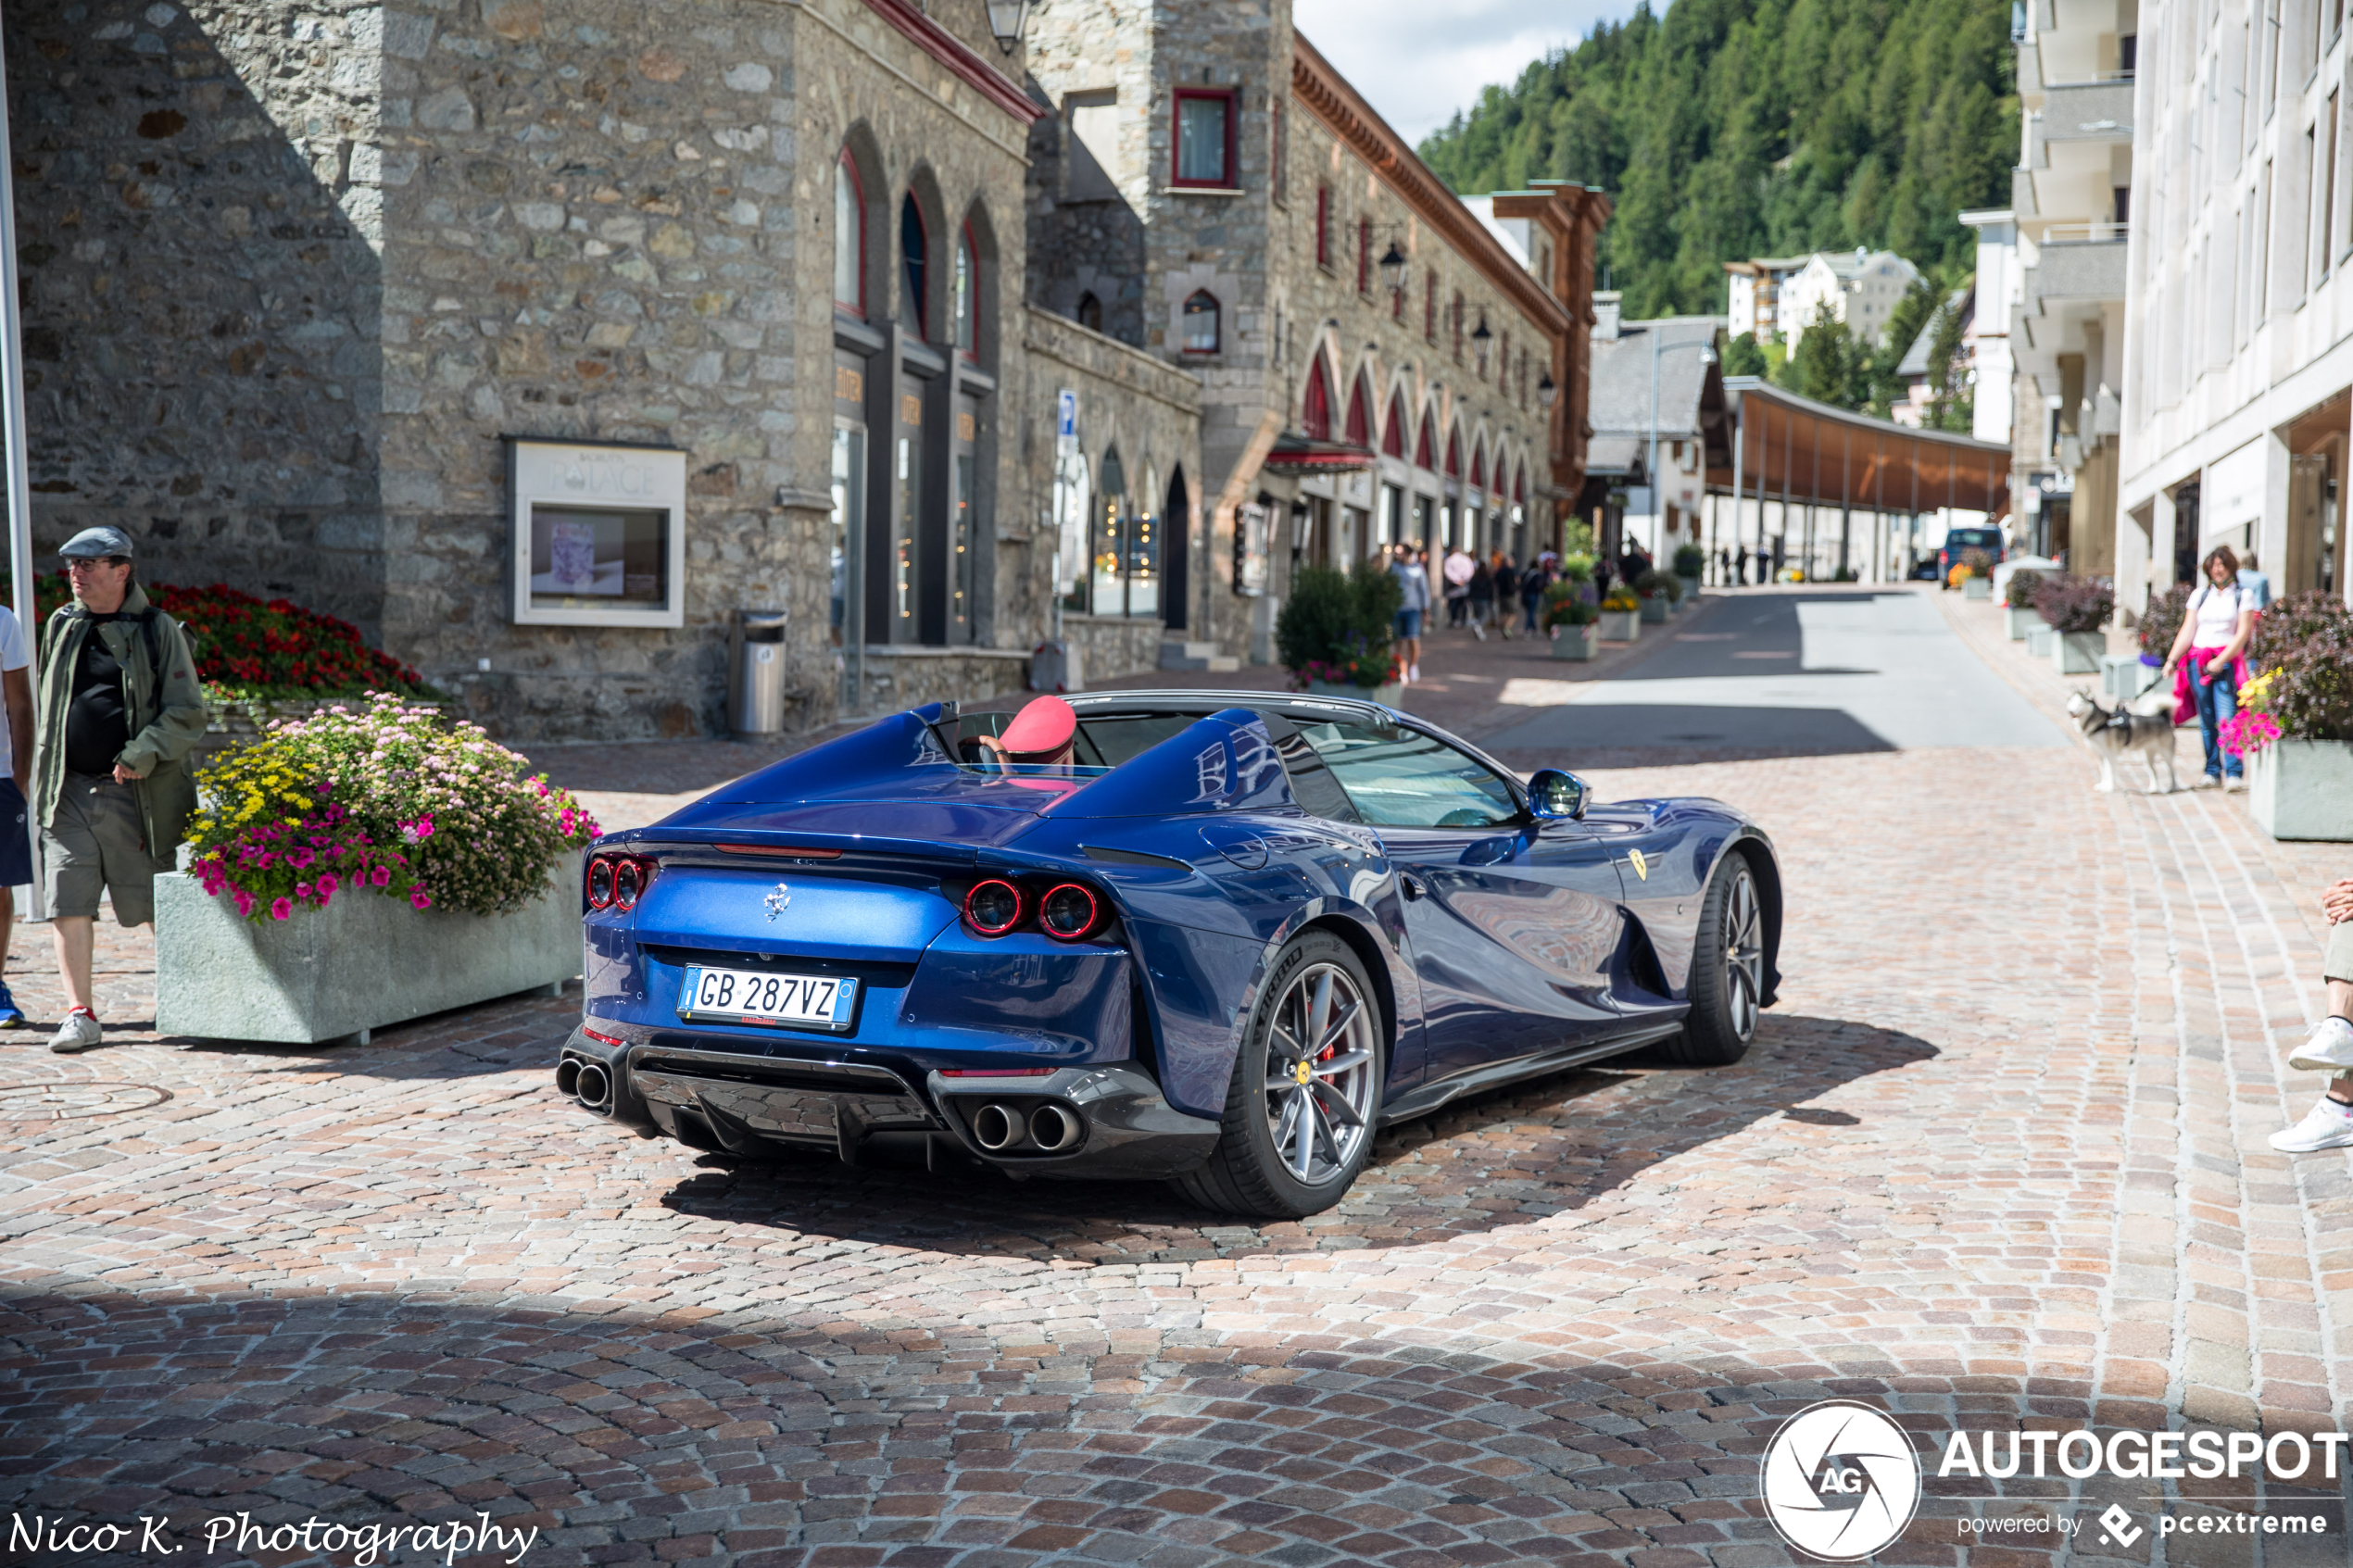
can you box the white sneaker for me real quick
[2223,775,2246,793]
[2289,1017,2353,1073]
[1408,663,1419,682]
[2271,1094,2353,1152]
[48,1009,100,1054]
[2192,774,2221,789]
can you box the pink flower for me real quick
[234,889,255,917]
[409,886,433,909]
[295,881,312,899]
[271,897,293,921]
[316,872,338,897]
[371,864,392,887]
[290,847,315,870]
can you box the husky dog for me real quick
[2066,689,2181,794]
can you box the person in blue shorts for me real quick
[1390,542,1429,684]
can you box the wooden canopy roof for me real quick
[1713,379,2012,518]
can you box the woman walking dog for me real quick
[2158,545,2260,790]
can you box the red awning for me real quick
[1263,432,1377,474]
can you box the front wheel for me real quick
[1661,853,1765,1066]
[1175,930,1384,1220]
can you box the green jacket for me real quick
[35,584,210,858]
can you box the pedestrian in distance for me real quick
[1491,554,1518,640]
[2268,876,2353,1151]
[0,596,34,1028]
[1736,543,1751,586]
[1519,556,1548,635]
[2237,549,2273,610]
[37,527,208,1054]
[1441,546,1473,628]
[1389,541,1428,684]
[1466,555,1494,641]
[2158,544,2259,792]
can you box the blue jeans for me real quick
[2191,657,2242,779]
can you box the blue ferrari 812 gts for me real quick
[556,691,1781,1217]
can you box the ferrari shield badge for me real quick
[1628,849,1649,882]
[763,883,791,921]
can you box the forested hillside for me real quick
[1418,0,2016,316]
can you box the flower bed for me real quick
[188,694,598,922]
[1277,562,1403,694]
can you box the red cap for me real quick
[1000,696,1077,766]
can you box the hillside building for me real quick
[1777,249,1924,350]
[1723,256,1811,343]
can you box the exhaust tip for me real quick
[971,1103,1023,1151]
[555,1059,581,1099]
[574,1062,611,1110]
[1028,1103,1081,1153]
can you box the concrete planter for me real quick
[2102,654,2162,704]
[1306,678,1403,708]
[154,850,583,1043]
[2248,739,2353,841]
[1638,594,1668,623]
[1549,624,1599,660]
[2053,630,2104,674]
[1963,576,1993,600]
[2027,626,2057,659]
[1597,609,1642,642]
[2005,604,2043,640]
[1676,574,1703,604]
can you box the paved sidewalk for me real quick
[0,586,2348,1566]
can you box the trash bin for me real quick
[733,608,788,735]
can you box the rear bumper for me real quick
[553,1024,1219,1180]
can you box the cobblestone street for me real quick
[4,587,2350,1567]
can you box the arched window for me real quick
[1470,441,1485,491]
[1343,375,1370,446]
[1452,293,1465,362]
[1413,410,1434,470]
[900,193,927,338]
[953,225,978,358]
[1301,357,1332,442]
[834,152,863,314]
[1076,292,1102,332]
[1424,270,1438,341]
[1180,290,1219,354]
[1445,429,1462,479]
[1382,392,1406,458]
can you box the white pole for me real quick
[1647,330,1661,563]
[1730,396,1745,586]
[0,29,43,922]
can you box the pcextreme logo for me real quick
[1758,1400,1923,1562]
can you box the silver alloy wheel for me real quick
[1261,960,1377,1185]
[1723,864,1763,1041]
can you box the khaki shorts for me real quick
[2332,919,2353,985]
[44,771,169,927]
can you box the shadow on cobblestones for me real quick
[12,1283,2313,1568]
[645,1014,1935,1265]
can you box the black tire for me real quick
[1174,930,1385,1220]
[1659,851,1765,1067]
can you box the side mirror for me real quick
[1527,768,1588,822]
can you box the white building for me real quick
[2012,0,2134,573]
[1779,249,1925,348]
[1961,210,2020,450]
[2116,0,2353,611]
[1723,256,1811,342]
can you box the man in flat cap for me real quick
[36,527,207,1052]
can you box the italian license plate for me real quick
[678,965,857,1032]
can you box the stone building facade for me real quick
[5,0,1608,741]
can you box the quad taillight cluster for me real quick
[585,853,659,911]
[963,878,1106,942]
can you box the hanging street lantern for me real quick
[1537,372,1558,411]
[984,0,1029,54]
[1378,241,1408,298]
[1471,315,1492,377]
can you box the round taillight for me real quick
[613,859,643,910]
[586,857,615,909]
[965,879,1024,935]
[1039,883,1100,941]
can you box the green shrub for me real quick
[2137,583,2191,656]
[1556,552,1595,583]
[1958,546,1994,578]
[2004,568,2043,608]
[1276,559,1403,686]
[1634,567,1682,602]
[1672,544,1707,577]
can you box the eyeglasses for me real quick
[65,558,129,573]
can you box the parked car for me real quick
[1906,554,1944,582]
[1935,524,2007,583]
[557,692,1785,1218]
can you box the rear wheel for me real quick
[1175,930,1383,1220]
[1661,853,1764,1066]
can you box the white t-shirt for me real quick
[0,608,26,784]
[2189,582,2256,647]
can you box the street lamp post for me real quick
[1645,331,1716,568]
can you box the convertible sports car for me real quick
[557,690,1782,1217]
